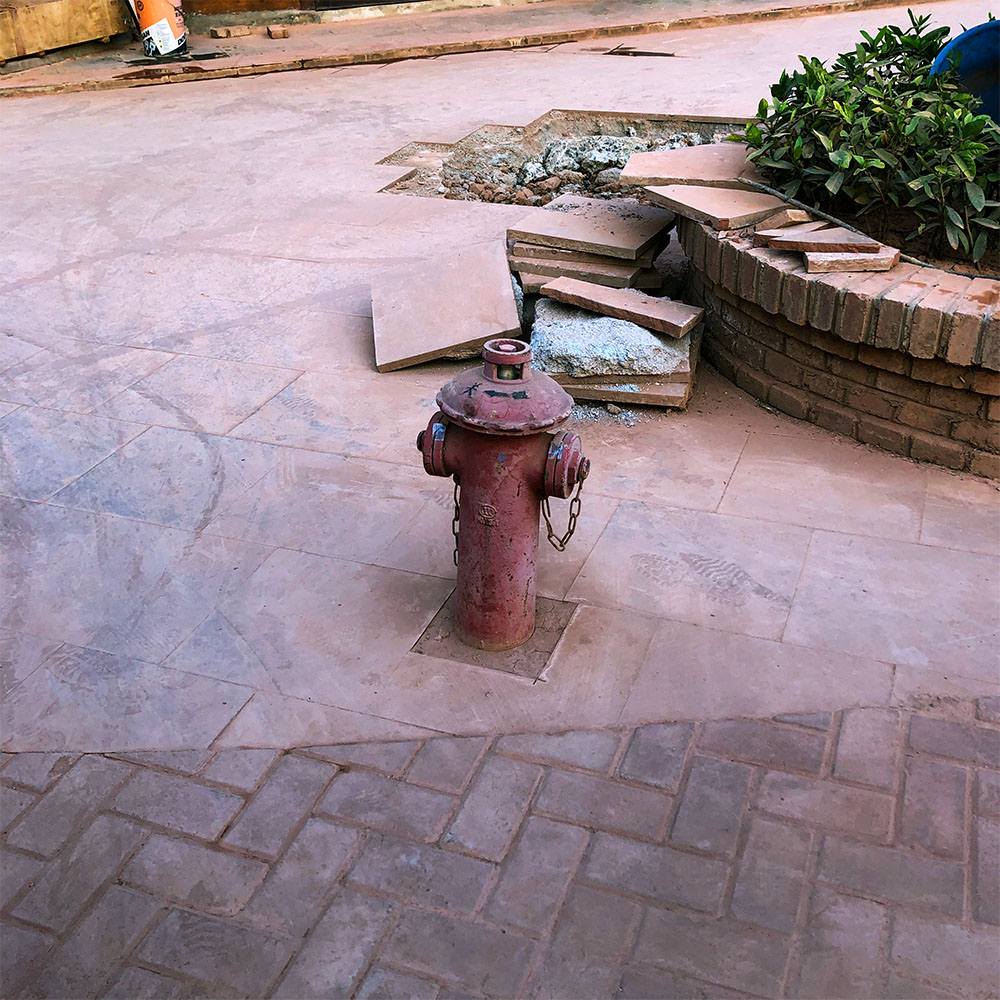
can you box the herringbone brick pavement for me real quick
[1,700,997,999]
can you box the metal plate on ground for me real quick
[412,592,577,679]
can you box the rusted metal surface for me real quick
[417,339,589,651]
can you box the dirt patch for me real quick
[380,109,745,206]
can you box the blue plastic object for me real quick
[930,20,1000,123]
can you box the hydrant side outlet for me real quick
[415,339,590,651]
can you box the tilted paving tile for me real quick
[534,768,671,840]
[19,885,161,1000]
[583,831,729,913]
[137,907,295,996]
[497,731,622,771]
[671,755,752,855]
[899,755,967,858]
[306,741,421,775]
[222,754,334,857]
[528,885,640,1000]
[0,752,78,791]
[756,772,894,840]
[317,771,455,841]
[818,835,964,916]
[112,768,244,840]
[974,814,999,925]
[242,817,362,937]
[908,715,1000,766]
[774,712,832,730]
[0,847,45,909]
[834,708,901,789]
[788,886,888,999]
[356,967,441,1000]
[405,737,488,793]
[121,835,268,916]
[730,815,811,933]
[383,908,535,998]
[890,911,1000,994]
[273,887,395,999]
[12,814,144,933]
[486,816,589,934]
[0,784,38,832]
[700,718,826,774]
[200,748,280,791]
[444,755,541,860]
[348,833,493,912]
[0,921,55,996]
[6,755,133,856]
[618,722,694,791]
[633,906,790,997]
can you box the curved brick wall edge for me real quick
[676,219,1000,477]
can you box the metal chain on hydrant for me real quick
[452,478,461,566]
[541,479,584,552]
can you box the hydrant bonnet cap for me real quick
[436,338,574,436]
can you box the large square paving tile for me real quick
[0,629,62,701]
[0,406,145,501]
[168,547,454,706]
[719,432,927,542]
[569,502,812,640]
[229,370,440,458]
[50,426,280,532]
[784,531,999,676]
[920,470,1000,555]
[1,644,252,752]
[205,449,431,564]
[0,500,272,663]
[0,342,174,412]
[94,355,300,434]
[620,619,893,725]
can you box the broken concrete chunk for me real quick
[768,226,881,253]
[644,184,788,229]
[804,246,900,272]
[539,277,702,338]
[752,221,831,247]
[210,24,251,38]
[530,298,692,377]
[266,24,289,39]
[372,244,520,372]
[620,143,765,189]
[507,195,674,260]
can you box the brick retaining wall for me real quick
[677,219,1000,477]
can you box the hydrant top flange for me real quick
[436,338,574,436]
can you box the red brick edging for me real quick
[677,219,1000,477]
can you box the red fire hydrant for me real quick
[416,338,590,651]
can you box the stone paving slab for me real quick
[1,700,997,998]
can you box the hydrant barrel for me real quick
[416,338,589,651]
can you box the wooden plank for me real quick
[2,0,128,59]
[769,226,881,253]
[372,245,520,373]
[804,246,901,272]
[644,184,787,229]
[507,195,674,261]
[539,277,703,338]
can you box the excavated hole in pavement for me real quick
[380,109,745,206]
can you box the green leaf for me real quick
[825,171,846,195]
[829,148,852,168]
[946,206,965,227]
[965,181,986,212]
[944,219,962,250]
[973,230,988,262]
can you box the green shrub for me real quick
[739,11,1000,262]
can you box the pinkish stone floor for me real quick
[1,1,999,995]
